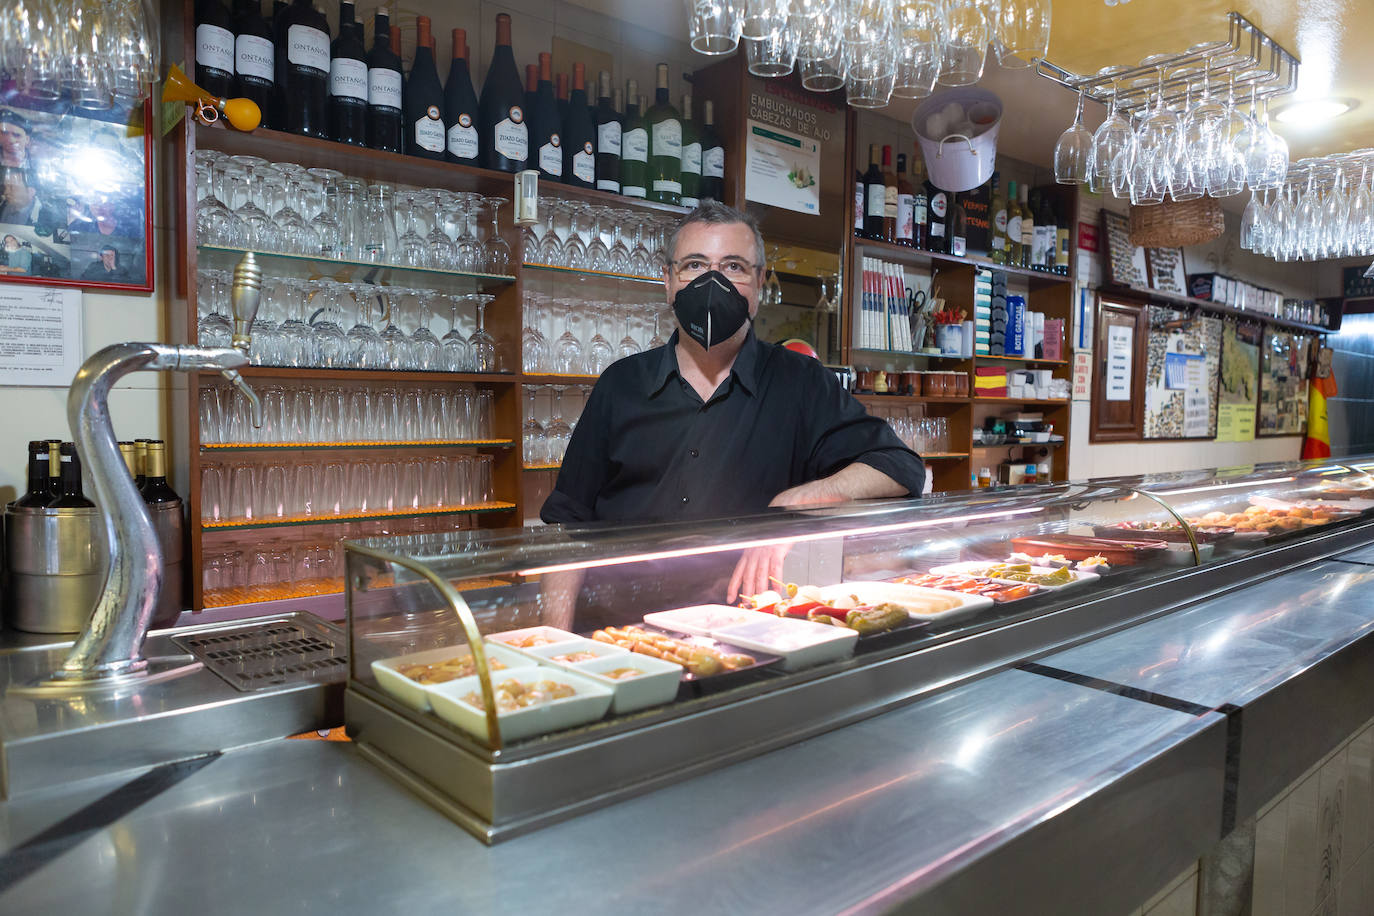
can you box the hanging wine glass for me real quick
[1053,88,1092,185]
[482,196,512,273]
[465,293,499,372]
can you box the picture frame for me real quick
[1145,246,1188,296]
[1099,209,1146,289]
[0,95,153,292]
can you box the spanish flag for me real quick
[1302,372,1338,459]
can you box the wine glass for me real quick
[441,295,473,371]
[450,192,485,271]
[345,282,386,368]
[1054,89,1092,185]
[271,163,320,254]
[310,279,350,368]
[647,304,668,349]
[379,288,415,370]
[394,188,429,267]
[229,155,278,250]
[616,304,642,359]
[553,299,584,374]
[275,278,314,366]
[535,199,566,266]
[586,206,612,271]
[424,189,459,269]
[586,301,615,374]
[482,196,512,273]
[197,268,232,347]
[545,386,572,462]
[522,386,547,467]
[464,293,498,372]
[411,290,444,370]
[523,294,549,372]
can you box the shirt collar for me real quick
[646,327,764,398]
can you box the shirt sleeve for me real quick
[800,361,927,497]
[540,380,614,525]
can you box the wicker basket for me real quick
[1128,197,1226,248]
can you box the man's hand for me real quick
[726,543,789,604]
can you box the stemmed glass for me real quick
[229,155,278,250]
[522,386,547,467]
[607,212,632,272]
[482,197,512,273]
[616,305,642,359]
[411,291,444,370]
[450,192,485,271]
[197,269,232,348]
[536,199,566,266]
[545,386,572,462]
[628,217,655,277]
[272,163,320,254]
[1090,68,1134,184]
[195,152,242,247]
[395,189,429,267]
[648,305,668,348]
[310,279,350,368]
[586,301,615,374]
[586,207,612,271]
[523,294,549,372]
[379,288,415,370]
[345,283,385,368]
[464,294,498,372]
[442,295,473,371]
[1054,89,1092,185]
[425,190,459,269]
[561,203,590,269]
[553,299,584,374]
[275,278,314,366]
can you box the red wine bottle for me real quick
[403,16,445,159]
[48,443,94,509]
[231,0,274,129]
[862,145,885,239]
[274,0,330,138]
[479,13,528,172]
[11,440,53,509]
[443,27,479,165]
[328,0,367,146]
[563,62,595,188]
[196,0,236,98]
[140,441,181,504]
[699,99,724,202]
[530,52,562,180]
[364,10,401,152]
[523,64,537,120]
[556,72,569,124]
[594,71,621,193]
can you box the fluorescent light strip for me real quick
[518,507,1047,577]
[1156,477,1296,497]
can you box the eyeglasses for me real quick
[669,257,762,284]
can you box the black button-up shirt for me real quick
[541,329,925,525]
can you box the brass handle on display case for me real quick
[344,542,504,750]
[1130,488,1202,567]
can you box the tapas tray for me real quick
[816,581,994,623]
[926,562,1100,591]
[643,604,773,638]
[711,616,858,672]
[371,642,537,712]
[587,623,781,690]
[1092,522,1236,544]
[1010,535,1169,566]
[895,572,1043,603]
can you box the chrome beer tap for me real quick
[39,254,264,688]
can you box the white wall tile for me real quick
[1288,773,1324,916]
[1337,848,1367,916]
[1345,729,1373,875]
[1319,748,1349,902]
[1143,870,1198,916]
[1256,796,1290,916]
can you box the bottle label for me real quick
[414,107,444,153]
[1007,214,1021,244]
[682,141,702,174]
[884,184,897,219]
[573,144,595,182]
[951,236,966,256]
[623,184,646,198]
[597,121,621,156]
[539,136,563,176]
[682,196,700,208]
[287,24,330,73]
[1032,225,1049,265]
[234,34,274,83]
[367,67,402,110]
[329,57,367,102]
[930,191,947,218]
[913,195,927,226]
[448,114,478,159]
[994,207,1007,234]
[653,178,682,193]
[494,110,528,161]
[931,222,945,238]
[651,118,682,159]
[854,183,863,229]
[196,23,234,75]
[703,145,724,178]
[623,127,648,162]
[597,179,620,192]
[866,184,885,218]
[896,193,914,240]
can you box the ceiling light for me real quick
[1273,98,1357,127]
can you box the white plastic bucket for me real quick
[911,88,1003,192]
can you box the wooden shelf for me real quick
[201,501,517,531]
[972,397,1072,406]
[852,348,965,360]
[854,237,1072,286]
[221,367,519,384]
[523,372,599,384]
[920,452,969,459]
[197,245,516,292]
[523,463,562,471]
[523,262,662,285]
[203,439,513,452]
[974,354,1070,366]
[855,393,971,404]
[1102,282,1331,335]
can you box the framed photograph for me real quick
[1145,246,1188,296]
[0,95,152,291]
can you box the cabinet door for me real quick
[1090,297,1146,441]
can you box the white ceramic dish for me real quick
[643,604,772,637]
[711,616,857,672]
[574,653,683,714]
[485,626,584,657]
[523,637,629,668]
[371,643,535,712]
[427,669,613,743]
[815,581,994,621]
[927,562,1100,591]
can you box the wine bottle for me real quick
[699,99,724,202]
[48,443,94,509]
[1038,190,1057,271]
[895,153,914,246]
[989,172,1006,264]
[1054,199,1070,275]
[140,441,180,505]
[479,12,528,172]
[911,156,929,250]
[948,192,968,256]
[523,65,537,121]
[118,441,138,480]
[564,62,596,188]
[231,0,274,129]
[47,440,62,493]
[594,72,621,193]
[11,440,53,508]
[328,0,367,146]
[862,144,884,240]
[363,9,402,152]
[556,72,569,124]
[1005,180,1021,266]
[403,16,445,159]
[271,0,284,18]
[274,0,330,138]
[1018,183,1033,269]
[927,175,948,254]
[443,27,479,165]
[645,64,682,205]
[196,0,236,99]
[680,93,701,208]
[529,52,562,180]
[882,144,897,241]
[620,81,647,199]
[133,439,150,489]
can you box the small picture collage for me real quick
[0,94,150,289]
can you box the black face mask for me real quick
[671,270,751,350]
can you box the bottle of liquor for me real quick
[1005,180,1021,266]
[231,0,274,129]
[529,52,562,180]
[271,0,285,16]
[881,145,897,241]
[926,174,948,253]
[564,63,596,188]
[133,439,150,489]
[1027,187,1044,269]
[556,72,569,124]
[48,440,63,493]
[1038,191,1057,271]
[140,441,181,504]
[911,156,929,250]
[862,144,884,240]
[620,81,647,199]
[1054,198,1070,275]
[273,0,330,138]
[118,441,138,479]
[989,172,1006,264]
[895,153,914,246]
[594,72,621,194]
[948,192,968,257]
[442,27,479,164]
[1018,182,1033,269]
[364,8,402,153]
[479,13,528,172]
[679,93,701,208]
[11,440,53,508]
[699,100,724,202]
[328,0,367,146]
[48,443,94,509]
[853,168,863,235]
[403,16,445,159]
[646,64,682,205]
[196,0,236,99]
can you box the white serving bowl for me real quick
[371,642,535,712]
[642,604,772,637]
[574,653,683,714]
[427,669,614,744]
[712,616,857,672]
[523,637,629,668]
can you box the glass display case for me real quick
[342,457,1374,842]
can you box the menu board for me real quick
[1258,330,1311,436]
[1216,320,1260,442]
[1105,324,1134,401]
[1100,209,1146,288]
[1143,306,1220,439]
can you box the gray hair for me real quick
[666,199,766,270]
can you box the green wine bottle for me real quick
[645,64,682,205]
[620,80,647,199]
[679,92,701,208]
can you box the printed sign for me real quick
[744,120,821,215]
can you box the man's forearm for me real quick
[539,568,586,630]
[771,461,909,508]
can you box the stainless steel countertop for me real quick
[1339,543,1374,565]
[0,668,1221,915]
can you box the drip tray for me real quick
[174,614,347,692]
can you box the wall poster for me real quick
[1216,320,1261,442]
[1142,305,1220,439]
[1258,329,1311,436]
